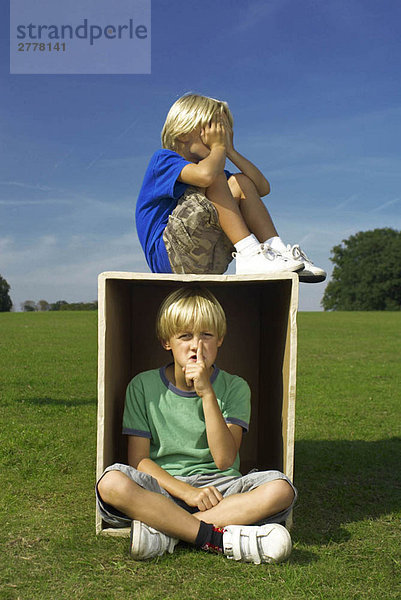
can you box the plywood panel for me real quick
[96,273,298,534]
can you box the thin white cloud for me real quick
[0,236,13,253]
[229,0,290,34]
[0,190,135,218]
[333,194,359,211]
[53,148,75,170]
[85,118,140,170]
[90,155,149,170]
[0,180,54,192]
[2,232,148,309]
[370,198,400,213]
[0,198,72,206]
[268,156,401,180]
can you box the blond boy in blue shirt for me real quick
[135,93,326,281]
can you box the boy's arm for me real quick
[223,114,270,197]
[201,395,243,470]
[128,435,223,510]
[183,341,243,471]
[178,118,226,188]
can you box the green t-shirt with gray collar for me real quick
[122,365,251,478]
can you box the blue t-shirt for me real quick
[135,149,192,273]
[135,149,232,273]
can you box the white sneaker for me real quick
[223,523,292,564]
[282,245,326,283]
[130,520,179,560]
[234,244,304,275]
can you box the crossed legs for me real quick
[97,470,294,544]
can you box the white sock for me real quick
[234,234,259,254]
[265,236,287,253]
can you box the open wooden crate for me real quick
[97,272,298,535]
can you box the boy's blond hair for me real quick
[156,286,226,342]
[161,93,234,151]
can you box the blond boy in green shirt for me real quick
[96,287,297,564]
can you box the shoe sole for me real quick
[298,273,326,283]
[130,520,143,559]
[236,262,305,275]
[289,262,305,273]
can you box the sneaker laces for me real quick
[233,243,289,263]
[259,243,281,262]
[233,243,278,261]
[288,244,312,264]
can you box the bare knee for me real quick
[271,479,295,511]
[260,479,295,513]
[206,171,232,194]
[228,173,258,200]
[97,470,138,506]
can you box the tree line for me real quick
[1,228,400,311]
[20,299,98,312]
[0,277,98,312]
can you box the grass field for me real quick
[0,310,400,600]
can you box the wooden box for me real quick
[97,272,298,535]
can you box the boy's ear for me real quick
[162,340,171,351]
[176,133,190,143]
[217,337,224,348]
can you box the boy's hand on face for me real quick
[221,112,234,155]
[183,340,213,396]
[200,115,226,151]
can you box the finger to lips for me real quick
[196,340,204,363]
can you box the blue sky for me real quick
[1,0,400,310]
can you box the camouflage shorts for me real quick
[163,187,235,274]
